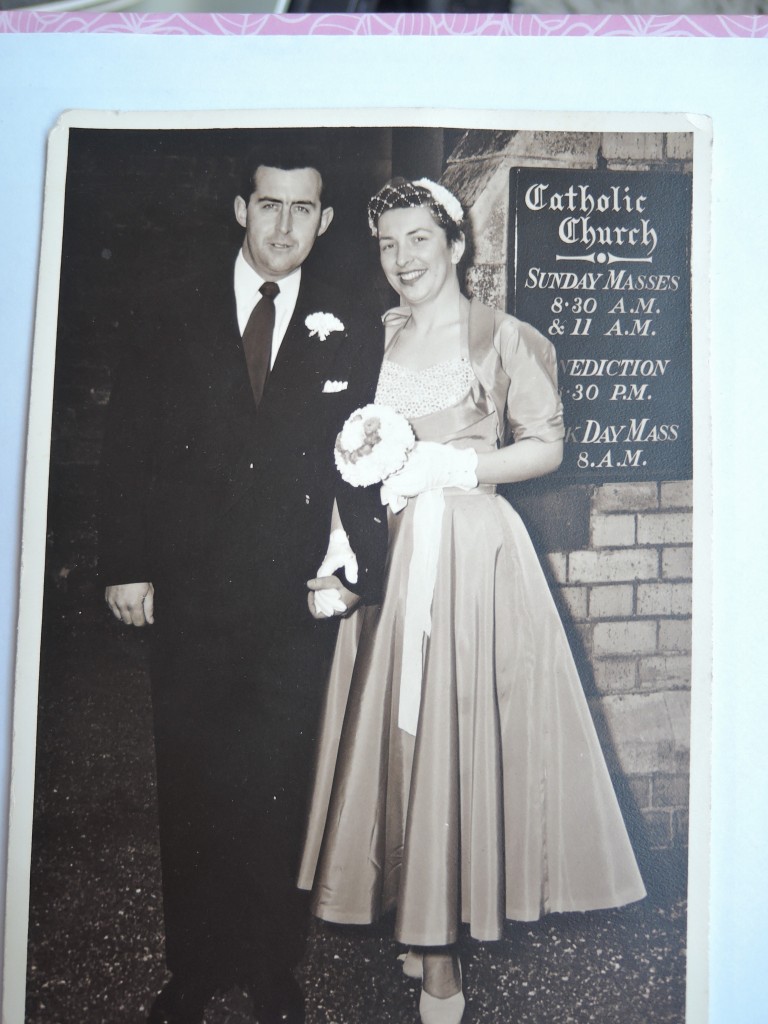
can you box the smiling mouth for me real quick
[399,268,426,283]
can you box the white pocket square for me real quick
[322,380,348,393]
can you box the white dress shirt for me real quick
[234,250,301,369]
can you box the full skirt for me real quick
[298,491,645,946]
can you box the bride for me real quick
[302,176,645,1024]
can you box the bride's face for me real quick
[377,206,463,306]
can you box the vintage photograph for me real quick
[6,111,706,1024]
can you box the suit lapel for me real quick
[179,263,346,414]
[263,275,347,405]
[220,273,348,515]
[181,263,254,424]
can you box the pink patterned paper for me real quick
[1,12,767,37]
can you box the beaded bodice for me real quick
[374,357,476,419]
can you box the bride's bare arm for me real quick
[474,437,563,486]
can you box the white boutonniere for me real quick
[306,311,345,341]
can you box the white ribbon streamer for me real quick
[398,488,446,735]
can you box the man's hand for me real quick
[105,582,155,627]
[307,576,361,620]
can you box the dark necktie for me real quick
[242,280,280,406]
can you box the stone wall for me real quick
[443,130,694,854]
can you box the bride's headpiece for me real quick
[367,177,464,238]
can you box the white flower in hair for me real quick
[413,178,464,226]
[306,311,345,341]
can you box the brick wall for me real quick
[548,481,692,851]
[444,130,694,853]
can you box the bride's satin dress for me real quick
[298,303,645,946]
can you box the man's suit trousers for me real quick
[149,611,337,985]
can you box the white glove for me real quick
[384,442,478,500]
[313,528,359,618]
[317,528,359,585]
[313,585,348,618]
[379,482,408,514]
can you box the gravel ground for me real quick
[22,613,687,1024]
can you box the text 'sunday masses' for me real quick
[509,167,692,482]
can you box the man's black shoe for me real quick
[146,975,215,1024]
[250,969,305,1024]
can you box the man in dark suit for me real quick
[100,143,386,1024]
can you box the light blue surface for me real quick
[1,32,766,1023]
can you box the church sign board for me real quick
[508,168,693,483]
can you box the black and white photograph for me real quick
[5,109,709,1024]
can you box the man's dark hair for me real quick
[240,138,331,206]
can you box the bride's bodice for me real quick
[375,301,564,454]
[374,354,498,453]
[374,357,476,419]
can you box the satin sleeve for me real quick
[494,314,565,444]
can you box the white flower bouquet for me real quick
[334,404,415,487]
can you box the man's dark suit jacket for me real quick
[98,256,387,982]
[100,259,387,628]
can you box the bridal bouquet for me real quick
[334,404,415,487]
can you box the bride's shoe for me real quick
[418,963,464,1024]
[419,986,465,1024]
[398,949,424,980]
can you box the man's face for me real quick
[234,165,333,281]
